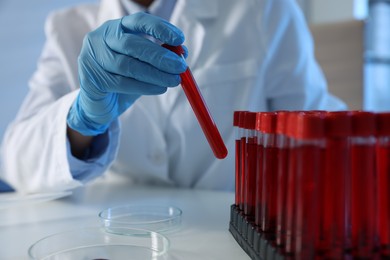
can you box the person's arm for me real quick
[66,126,94,159]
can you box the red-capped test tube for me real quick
[284,112,299,256]
[255,112,264,229]
[294,112,325,259]
[234,111,247,207]
[243,112,258,220]
[259,112,278,239]
[239,112,247,212]
[275,111,290,250]
[318,111,352,258]
[350,111,378,258]
[376,112,390,257]
[162,44,228,159]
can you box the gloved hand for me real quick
[67,12,187,136]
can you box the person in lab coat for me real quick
[0,0,346,193]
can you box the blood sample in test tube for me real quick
[255,112,264,229]
[294,112,325,259]
[162,44,228,159]
[275,111,290,250]
[284,111,299,256]
[318,111,352,258]
[350,111,377,259]
[259,112,278,240]
[243,112,257,220]
[234,111,245,207]
[376,112,390,257]
[239,112,247,212]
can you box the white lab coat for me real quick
[0,0,346,193]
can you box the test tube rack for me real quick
[228,110,390,260]
[229,205,284,260]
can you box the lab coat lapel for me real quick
[170,0,219,69]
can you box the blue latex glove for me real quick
[67,13,187,136]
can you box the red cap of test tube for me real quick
[325,111,352,138]
[295,112,325,139]
[350,111,376,137]
[376,112,390,136]
[286,111,299,139]
[260,112,277,134]
[234,111,241,127]
[244,112,257,130]
[276,111,289,135]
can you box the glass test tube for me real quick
[255,112,264,228]
[275,111,290,250]
[350,111,378,258]
[259,112,278,240]
[294,112,325,260]
[234,111,241,207]
[318,111,352,258]
[243,112,257,220]
[284,112,299,255]
[376,112,390,257]
[239,112,247,212]
[161,44,227,159]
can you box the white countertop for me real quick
[0,175,249,260]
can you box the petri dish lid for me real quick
[28,227,169,260]
[99,205,182,235]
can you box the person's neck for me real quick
[132,0,154,8]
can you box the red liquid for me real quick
[162,44,227,159]
[318,137,350,258]
[377,139,390,256]
[350,143,377,258]
[285,145,297,255]
[276,145,289,248]
[255,139,264,227]
[240,136,246,211]
[180,69,228,159]
[244,137,257,219]
[235,139,241,206]
[294,144,323,259]
[261,145,278,238]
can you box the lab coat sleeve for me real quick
[0,10,120,193]
[260,0,347,111]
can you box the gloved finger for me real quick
[121,12,184,46]
[181,45,189,59]
[102,72,169,95]
[103,31,186,74]
[96,49,181,87]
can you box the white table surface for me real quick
[0,175,249,260]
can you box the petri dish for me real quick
[99,205,182,235]
[28,227,169,260]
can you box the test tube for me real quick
[243,112,258,220]
[234,111,247,208]
[376,112,390,257]
[275,111,290,250]
[318,111,352,258]
[259,112,278,240]
[254,112,264,229]
[294,112,325,259]
[350,111,378,258]
[284,111,299,256]
[239,112,247,212]
[161,44,228,159]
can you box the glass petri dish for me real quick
[99,205,182,235]
[28,227,169,260]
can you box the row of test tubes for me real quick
[233,110,390,259]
